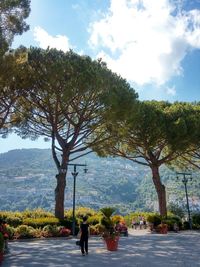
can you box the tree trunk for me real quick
[151,165,167,217]
[55,171,66,220]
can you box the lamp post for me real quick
[176,172,192,230]
[67,163,88,236]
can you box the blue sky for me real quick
[1,0,200,153]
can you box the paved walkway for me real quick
[2,230,200,267]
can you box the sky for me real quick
[1,0,200,153]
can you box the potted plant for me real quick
[100,207,120,251]
[0,232,4,264]
[157,223,168,234]
[147,214,161,232]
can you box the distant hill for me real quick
[0,148,199,213]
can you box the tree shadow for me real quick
[2,231,200,267]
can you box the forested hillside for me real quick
[0,149,199,213]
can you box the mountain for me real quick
[0,149,199,213]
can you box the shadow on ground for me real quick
[2,231,200,267]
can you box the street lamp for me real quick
[67,163,88,236]
[176,172,192,230]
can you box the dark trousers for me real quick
[80,236,88,254]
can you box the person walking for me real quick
[0,219,9,253]
[138,215,143,230]
[80,216,89,256]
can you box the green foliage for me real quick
[0,56,18,136]
[112,215,124,224]
[0,211,23,227]
[22,208,54,219]
[147,214,161,226]
[89,225,99,235]
[101,217,113,230]
[168,203,185,219]
[6,216,23,227]
[100,207,116,233]
[93,100,200,217]
[183,221,190,230]
[192,213,200,225]
[12,47,138,219]
[42,225,60,237]
[100,207,116,218]
[23,217,59,228]
[15,225,35,238]
[0,0,31,55]
[5,225,15,239]
[74,207,96,218]
[163,215,182,230]
[31,228,43,238]
[87,214,102,226]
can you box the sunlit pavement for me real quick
[2,230,200,267]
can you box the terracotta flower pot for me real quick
[104,236,119,251]
[159,225,168,234]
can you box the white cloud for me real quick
[166,85,176,96]
[89,0,200,86]
[33,26,71,52]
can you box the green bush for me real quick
[192,213,200,225]
[15,225,36,239]
[31,228,43,238]
[183,221,190,230]
[0,212,8,221]
[163,215,182,230]
[22,208,54,219]
[168,203,185,219]
[59,218,73,229]
[87,214,102,226]
[112,215,124,224]
[75,207,96,218]
[23,217,59,228]
[5,225,15,239]
[42,225,60,237]
[147,214,161,226]
[6,216,23,227]
[192,224,200,230]
[0,211,23,223]
[64,207,96,221]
